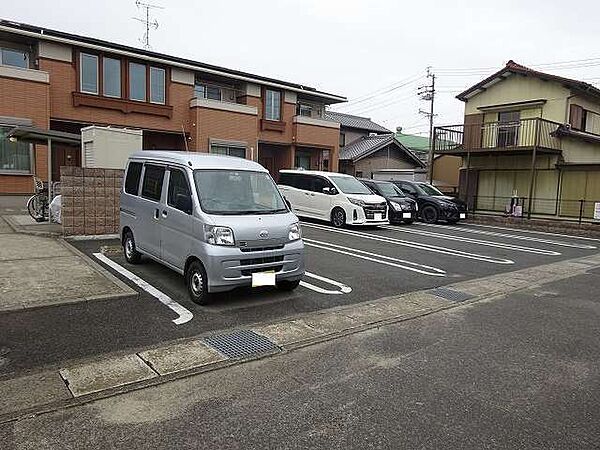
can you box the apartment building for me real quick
[434,61,600,221]
[0,20,345,194]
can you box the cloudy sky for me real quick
[5,0,600,135]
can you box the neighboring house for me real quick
[434,60,600,221]
[324,111,425,179]
[395,129,461,193]
[0,20,345,194]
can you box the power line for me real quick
[347,92,419,116]
[337,74,424,109]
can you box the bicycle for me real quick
[27,177,49,222]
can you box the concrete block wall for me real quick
[60,166,123,236]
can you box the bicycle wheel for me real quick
[27,193,48,222]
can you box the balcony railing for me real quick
[434,118,562,154]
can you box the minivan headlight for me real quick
[289,223,302,241]
[348,198,366,207]
[390,201,402,211]
[205,225,235,246]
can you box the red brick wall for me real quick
[191,107,258,156]
[39,58,194,133]
[60,166,122,236]
[0,75,51,193]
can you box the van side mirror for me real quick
[175,194,193,214]
[322,187,337,195]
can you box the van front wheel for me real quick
[187,261,210,305]
[123,231,142,264]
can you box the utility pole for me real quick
[418,67,436,182]
[132,1,163,50]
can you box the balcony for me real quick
[293,115,340,148]
[434,118,562,155]
[0,64,49,83]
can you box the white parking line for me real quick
[304,238,446,277]
[300,271,352,295]
[93,253,193,325]
[381,226,561,256]
[455,222,600,242]
[301,222,514,265]
[415,222,597,249]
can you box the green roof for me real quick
[395,132,430,154]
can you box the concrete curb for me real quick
[2,251,600,424]
[2,214,62,238]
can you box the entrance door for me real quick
[295,150,311,170]
[52,144,81,182]
[259,156,275,177]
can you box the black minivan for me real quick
[359,179,418,224]
[391,180,467,224]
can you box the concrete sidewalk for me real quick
[0,216,135,312]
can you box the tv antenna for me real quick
[133,0,163,49]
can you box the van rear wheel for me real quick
[123,231,142,264]
[187,261,210,305]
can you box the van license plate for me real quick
[459,213,466,219]
[402,212,412,219]
[252,271,276,287]
[374,213,383,221]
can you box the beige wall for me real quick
[433,155,461,188]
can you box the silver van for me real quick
[120,151,304,305]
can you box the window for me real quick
[265,89,281,121]
[167,169,192,213]
[0,47,28,68]
[124,162,143,195]
[295,150,311,170]
[311,177,332,193]
[297,104,312,117]
[80,53,98,94]
[129,62,147,102]
[355,171,363,178]
[194,84,221,101]
[398,182,417,195]
[339,132,346,148]
[141,164,165,201]
[0,127,31,173]
[497,111,520,147]
[210,145,246,158]
[103,57,121,98]
[150,67,166,104]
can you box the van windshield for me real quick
[329,176,372,195]
[194,170,288,215]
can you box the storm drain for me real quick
[429,287,474,303]
[203,330,280,359]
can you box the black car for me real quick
[359,179,418,224]
[391,180,467,224]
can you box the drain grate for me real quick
[429,287,474,303]
[203,330,280,359]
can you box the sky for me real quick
[5,0,600,136]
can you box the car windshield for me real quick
[194,170,288,215]
[417,183,444,196]
[376,182,406,197]
[330,176,372,195]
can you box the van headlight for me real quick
[205,225,235,246]
[348,198,366,207]
[289,223,301,241]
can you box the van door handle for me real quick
[153,209,159,220]
[162,210,168,218]
[310,193,315,196]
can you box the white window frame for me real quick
[80,53,99,95]
[265,89,281,121]
[150,67,166,105]
[129,62,147,102]
[0,46,29,69]
[102,57,122,98]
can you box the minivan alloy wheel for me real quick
[331,208,346,228]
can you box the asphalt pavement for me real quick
[0,220,597,377]
[2,268,599,449]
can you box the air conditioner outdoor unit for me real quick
[81,126,143,170]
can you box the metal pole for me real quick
[579,199,584,224]
[527,120,540,219]
[465,151,471,207]
[47,137,52,202]
[427,72,436,183]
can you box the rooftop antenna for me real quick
[132,0,163,50]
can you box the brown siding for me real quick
[463,113,484,149]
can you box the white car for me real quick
[278,170,388,227]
